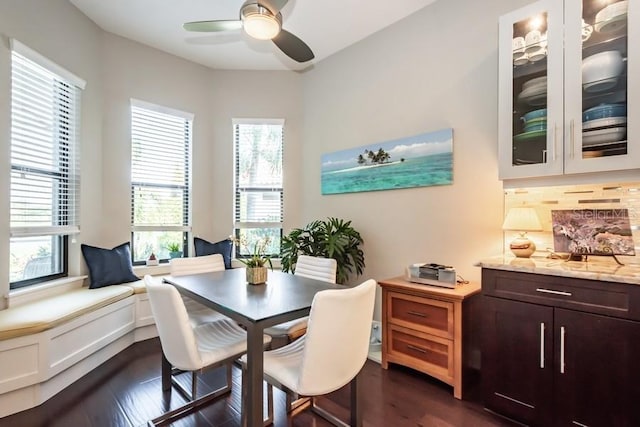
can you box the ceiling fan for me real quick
[183,0,314,63]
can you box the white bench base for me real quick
[0,293,157,418]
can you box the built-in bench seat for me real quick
[0,278,159,418]
[0,285,134,341]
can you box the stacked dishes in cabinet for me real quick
[593,0,628,35]
[517,76,547,106]
[582,50,625,93]
[582,103,627,157]
[513,31,548,66]
[513,75,548,165]
[513,107,547,165]
[515,108,547,142]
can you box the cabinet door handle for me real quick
[407,344,427,354]
[536,288,572,296]
[560,326,566,374]
[540,323,545,369]
[570,119,575,158]
[407,310,427,318]
[552,122,558,161]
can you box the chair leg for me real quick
[161,352,171,392]
[191,371,198,400]
[287,393,311,414]
[150,365,233,426]
[308,374,362,427]
[265,383,274,426]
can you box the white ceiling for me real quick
[69,0,437,71]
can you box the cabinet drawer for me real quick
[482,269,640,321]
[387,291,453,339]
[387,324,453,381]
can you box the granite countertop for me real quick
[477,255,640,285]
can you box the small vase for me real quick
[246,266,268,285]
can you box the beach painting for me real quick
[321,128,453,195]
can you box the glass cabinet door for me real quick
[498,0,564,179]
[564,0,635,174]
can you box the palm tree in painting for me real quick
[359,148,393,165]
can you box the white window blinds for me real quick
[130,100,192,232]
[233,119,284,256]
[10,42,83,238]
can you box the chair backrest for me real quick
[296,279,376,396]
[169,253,225,276]
[144,275,202,371]
[294,255,337,284]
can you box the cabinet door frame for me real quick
[553,308,640,426]
[482,296,555,426]
[563,0,640,174]
[498,0,564,179]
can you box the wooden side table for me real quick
[378,276,481,399]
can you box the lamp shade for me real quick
[502,207,543,232]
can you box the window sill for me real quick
[133,264,171,277]
[8,275,88,308]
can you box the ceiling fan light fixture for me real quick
[242,5,281,40]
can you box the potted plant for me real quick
[281,217,365,284]
[166,242,183,259]
[233,236,273,285]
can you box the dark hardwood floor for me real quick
[0,338,517,426]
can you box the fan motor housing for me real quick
[241,2,283,26]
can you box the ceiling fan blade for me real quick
[259,0,289,15]
[272,29,314,63]
[183,20,242,32]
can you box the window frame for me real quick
[9,40,84,289]
[232,118,284,259]
[129,99,193,264]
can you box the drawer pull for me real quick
[407,310,428,318]
[406,344,427,354]
[536,288,572,297]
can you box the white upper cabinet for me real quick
[498,0,638,180]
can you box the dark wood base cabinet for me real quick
[481,268,640,427]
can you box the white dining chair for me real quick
[169,253,227,326]
[144,275,271,425]
[242,279,376,427]
[264,255,337,348]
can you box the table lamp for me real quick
[502,207,543,258]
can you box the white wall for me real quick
[100,32,215,248]
[207,70,304,239]
[99,34,303,250]
[0,1,303,299]
[0,0,549,320]
[0,0,104,303]
[300,0,534,317]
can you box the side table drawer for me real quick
[387,324,454,381]
[388,291,454,339]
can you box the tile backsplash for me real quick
[504,182,640,265]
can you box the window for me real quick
[9,40,84,289]
[233,119,284,258]
[130,100,192,263]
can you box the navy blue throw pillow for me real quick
[81,242,139,289]
[194,237,233,269]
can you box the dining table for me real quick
[163,268,342,427]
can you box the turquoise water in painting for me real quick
[321,152,452,195]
